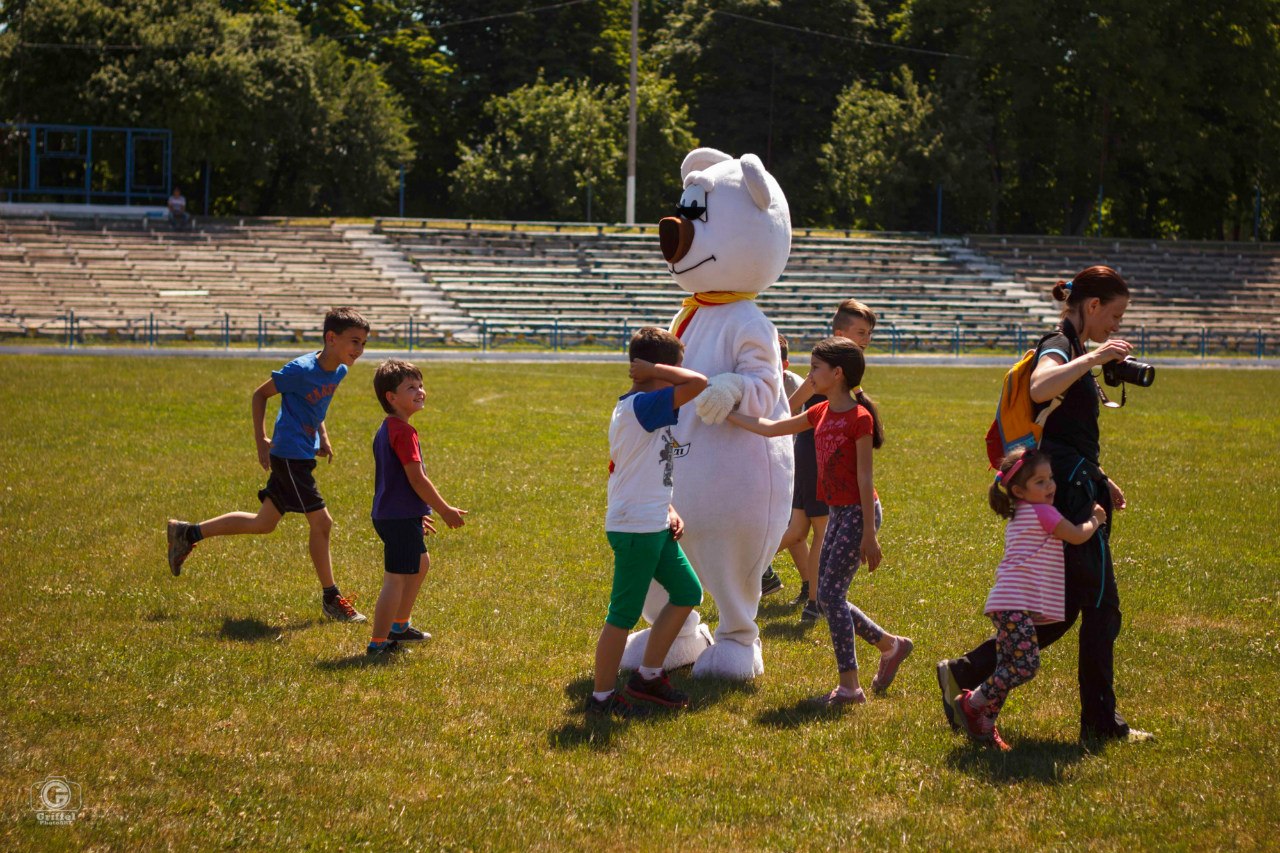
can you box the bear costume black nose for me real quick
[659,216,694,264]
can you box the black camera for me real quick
[1102,357,1155,387]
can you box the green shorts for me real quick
[605,529,703,630]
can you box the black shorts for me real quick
[791,440,829,518]
[373,517,427,574]
[258,455,326,515]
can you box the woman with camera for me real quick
[938,265,1152,743]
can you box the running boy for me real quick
[366,359,467,655]
[166,306,370,623]
[589,327,707,718]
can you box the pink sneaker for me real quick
[871,636,914,693]
[818,686,867,707]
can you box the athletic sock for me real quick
[592,690,614,703]
[187,524,204,544]
[391,620,409,634]
[368,638,389,651]
[322,585,340,602]
[638,665,663,680]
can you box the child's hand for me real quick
[861,533,882,572]
[317,436,334,464]
[441,506,468,529]
[422,515,437,536]
[1091,503,1107,527]
[256,436,272,471]
[668,506,685,540]
[1107,479,1126,511]
[629,358,656,383]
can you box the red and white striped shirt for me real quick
[984,501,1066,623]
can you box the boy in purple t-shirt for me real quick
[366,359,467,655]
[166,307,370,623]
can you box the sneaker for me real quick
[585,691,650,719]
[389,625,431,642]
[956,689,995,744]
[800,599,822,622]
[871,636,914,693]
[790,581,811,606]
[166,519,195,576]
[817,686,867,706]
[936,660,962,731]
[323,594,367,623]
[1124,728,1155,743]
[365,640,401,657]
[761,567,784,597]
[624,670,690,709]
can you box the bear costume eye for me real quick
[676,184,707,222]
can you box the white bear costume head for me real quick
[659,148,791,294]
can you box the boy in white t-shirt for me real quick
[588,327,708,719]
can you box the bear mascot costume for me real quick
[620,147,794,680]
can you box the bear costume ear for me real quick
[740,154,772,210]
[680,147,732,182]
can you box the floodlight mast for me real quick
[625,0,638,225]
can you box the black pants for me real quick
[951,604,1127,738]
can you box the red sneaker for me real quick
[957,689,995,743]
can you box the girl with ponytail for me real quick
[728,337,912,706]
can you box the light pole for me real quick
[625,0,638,225]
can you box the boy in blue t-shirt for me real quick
[366,358,467,655]
[166,307,371,623]
[588,327,707,719]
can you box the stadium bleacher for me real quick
[379,223,1046,351]
[968,235,1280,351]
[0,217,433,343]
[1,215,1277,354]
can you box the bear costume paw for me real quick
[695,372,746,424]
[620,623,714,671]
[691,636,764,680]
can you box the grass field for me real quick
[2,355,1277,851]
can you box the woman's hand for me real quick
[1089,338,1133,367]
[1107,478,1126,510]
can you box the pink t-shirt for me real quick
[984,501,1066,624]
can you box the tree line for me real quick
[2,0,1278,239]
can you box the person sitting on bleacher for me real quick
[167,187,189,230]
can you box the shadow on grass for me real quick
[761,618,820,641]
[754,696,847,730]
[757,597,801,619]
[217,616,315,642]
[945,737,1088,783]
[144,609,179,623]
[313,651,408,671]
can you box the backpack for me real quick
[985,334,1062,469]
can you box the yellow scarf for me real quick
[670,291,756,338]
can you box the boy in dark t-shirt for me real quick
[166,307,370,623]
[366,359,467,655]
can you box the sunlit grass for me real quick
[1,356,1277,850]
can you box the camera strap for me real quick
[1095,378,1125,409]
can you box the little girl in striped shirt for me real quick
[956,447,1106,749]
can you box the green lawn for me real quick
[2,355,1277,851]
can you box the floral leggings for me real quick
[818,504,886,673]
[981,610,1042,716]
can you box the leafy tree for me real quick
[450,72,698,223]
[654,0,877,225]
[819,67,939,230]
[0,0,413,215]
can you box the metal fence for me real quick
[3,311,1275,359]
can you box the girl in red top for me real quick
[728,338,912,706]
